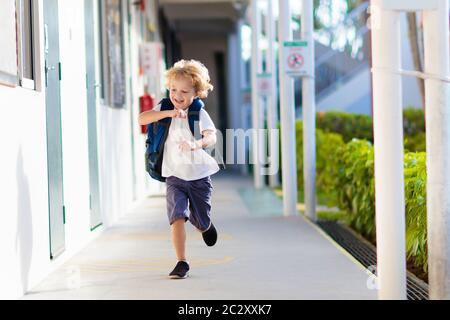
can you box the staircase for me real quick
[298,1,373,115]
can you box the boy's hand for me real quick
[179,139,202,152]
[171,108,187,119]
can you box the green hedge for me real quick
[403,108,426,152]
[334,139,376,241]
[403,108,426,136]
[404,152,427,271]
[295,121,345,207]
[316,111,373,142]
[315,108,426,152]
[294,118,428,272]
[404,131,426,152]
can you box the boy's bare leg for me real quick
[171,219,187,261]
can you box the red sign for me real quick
[287,53,304,69]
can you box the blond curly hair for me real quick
[165,59,214,98]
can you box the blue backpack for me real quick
[145,97,225,182]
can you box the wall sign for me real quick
[283,41,312,77]
[256,73,272,96]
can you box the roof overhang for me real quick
[159,0,248,36]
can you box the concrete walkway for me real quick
[24,171,377,300]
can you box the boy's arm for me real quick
[195,130,217,149]
[179,130,216,152]
[138,109,177,126]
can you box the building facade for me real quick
[0,0,165,298]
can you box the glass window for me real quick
[17,0,35,88]
[0,1,19,87]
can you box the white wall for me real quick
[0,1,101,299]
[0,0,158,299]
[317,67,372,114]
[0,82,48,299]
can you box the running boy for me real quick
[138,59,220,279]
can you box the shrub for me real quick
[334,139,376,241]
[316,129,345,207]
[316,111,373,142]
[404,131,426,152]
[295,120,304,187]
[403,108,425,137]
[404,152,427,272]
[291,111,428,273]
[316,108,426,152]
[295,120,345,207]
[324,140,428,272]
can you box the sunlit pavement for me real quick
[23,171,377,300]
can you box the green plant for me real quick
[404,131,426,152]
[317,210,347,221]
[404,152,427,272]
[316,109,426,151]
[295,120,304,188]
[295,120,344,207]
[334,139,376,241]
[289,111,429,273]
[316,111,373,142]
[316,129,345,207]
[403,108,425,137]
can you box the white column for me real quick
[371,0,407,299]
[250,0,264,188]
[227,22,244,172]
[266,0,280,187]
[301,0,316,221]
[278,0,298,216]
[238,19,250,177]
[423,0,450,300]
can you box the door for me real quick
[85,0,102,230]
[44,0,65,259]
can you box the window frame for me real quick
[16,0,38,90]
[98,0,127,108]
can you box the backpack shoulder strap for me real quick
[188,98,204,140]
[147,98,173,137]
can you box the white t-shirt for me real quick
[153,103,220,181]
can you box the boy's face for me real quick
[169,77,197,110]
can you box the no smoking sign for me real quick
[257,73,272,96]
[283,41,311,77]
[288,52,304,69]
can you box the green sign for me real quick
[283,41,308,47]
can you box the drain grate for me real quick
[317,220,428,300]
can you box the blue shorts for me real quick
[166,175,213,232]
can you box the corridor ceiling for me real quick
[159,0,248,36]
